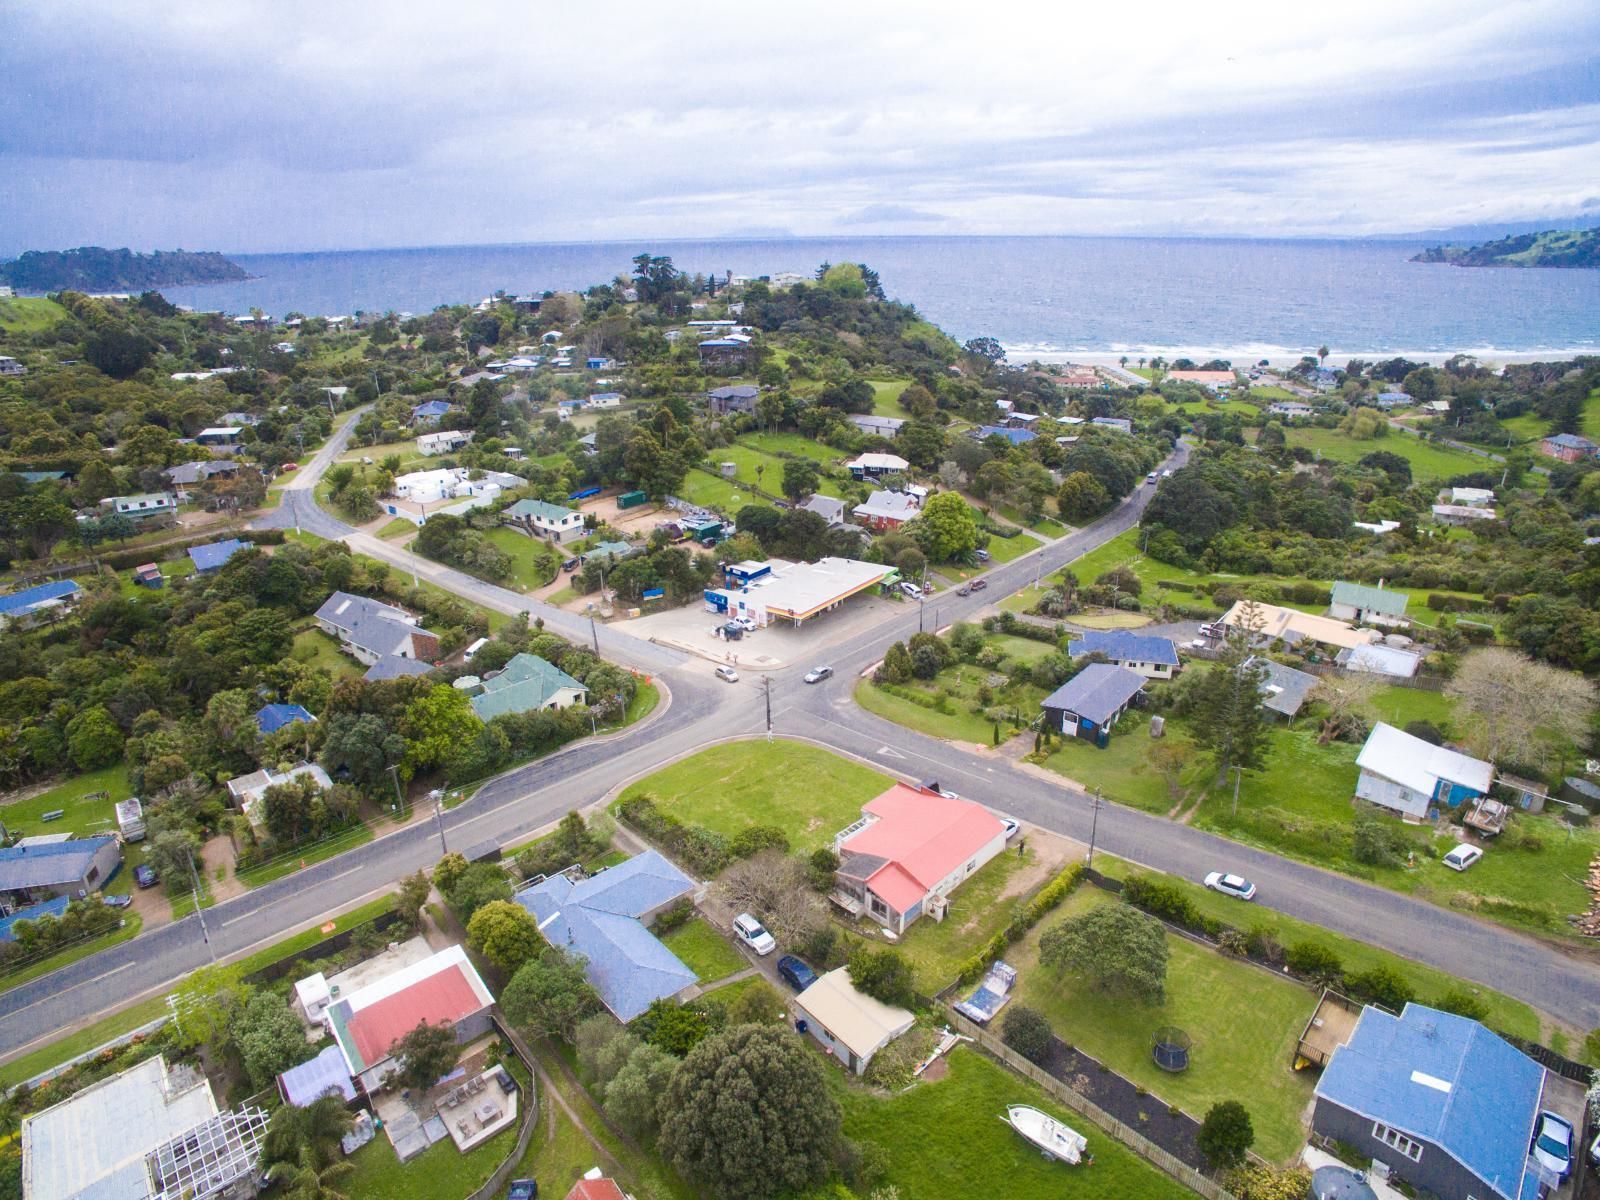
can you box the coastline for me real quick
[1014,346,1598,370]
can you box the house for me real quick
[1005,412,1041,430]
[194,426,244,448]
[188,538,253,574]
[255,703,315,736]
[577,432,598,456]
[581,540,636,566]
[1352,519,1401,535]
[844,452,909,480]
[831,783,1007,934]
[801,494,847,525]
[0,580,81,628]
[1355,723,1493,819]
[392,466,511,507]
[1040,664,1146,742]
[0,837,121,911]
[973,425,1036,445]
[1312,1003,1549,1200]
[21,1055,268,1200]
[0,896,71,942]
[1329,582,1410,629]
[1166,369,1235,390]
[1245,656,1318,719]
[1540,432,1597,462]
[586,392,623,409]
[1218,600,1376,652]
[100,493,178,522]
[697,336,753,368]
[1337,642,1422,679]
[1268,401,1314,419]
[503,498,585,543]
[163,460,240,499]
[364,656,435,681]
[0,356,26,377]
[513,850,699,1021]
[705,384,760,415]
[791,968,915,1076]
[1374,391,1412,409]
[327,944,496,1094]
[1090,416,1133,433]
[410,399,453,426]
[1446,487,1495,508]
[848,414,905,438]
[564,1177,629,1200]
[851,490,920,531]
[417,429,472,456]
[994,399,1015,414]
[586,357,614,371]
[470,654,587,720]
[555,399,581,420]
[1432,503,1497,526]
[277,1044,357,1109]
[314,591,439,667]
[1065,629,1180,679]
[132,563,163,589]
[1058,367,1102,390]
[225,762,333,831]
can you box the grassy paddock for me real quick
[0,765,132,840]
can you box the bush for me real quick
[1403,720,1444,745]
[1351,812,1414,868]
[1000,1005,1054,1064]
[807,848,840,892]
[651,900,694,935]
[846,945,917,1009]
[1197,1100,1255,1170]
[1121,875,1199,928]
[1285,941,1344,984]
[1345,965,1415,1011]
[616,795,731,875]
[1432,988,1490,1021]
[729,825,789,859]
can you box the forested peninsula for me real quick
[1411,228,1600,268]
[0,246,250,293]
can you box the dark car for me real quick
[561,558,580,572]
[102,893,133,909]
[134,864,159,889]
[507,1181,538,1200]
[970,579,988,592]
[776,954,819,993]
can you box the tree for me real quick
[1056,471,1110,522]
[1188,609,1271,788]
[395,870,431,932]
[263,1093,353,1173]
[401,685,483,776]
[963,336,1005,364]
[1197,1100,1255,1170]
[169,964,252,1052]
[260,775,321,846]
[603,1041,679,1138]
[1000,1005,1053,1063]
[64,705,123,770]
[1446,647,1596,769]
[320,712,405,791]
[639,998,715,1056]
[846,945,916,1009]
[432,851,469,896]
[658,1024,843,1200]
[894,420,947,470]
[235,992,314,1089]
[393,1020,460,1092]
[1039,903,1169,1003]
[467,899,543,975]
[1309,672,1377,744]
[447,862,513,920]
[913,491,978,562]
[502,947,599,1042]
[780,458,820,502]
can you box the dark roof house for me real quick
[0,837,121,906]
[1065,629,1179,678]
[1040,663,1146,740]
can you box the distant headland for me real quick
[1411,227,1600,269]
[0,246,251,293]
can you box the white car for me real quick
[899,582,923,601]
[1531,1111,1573,1181]
[733,912,776,956]
[1001,818,1021,840]
[1204,872,1257,901]
[1441,843,1482,872]
[714,665,739,683]
[732,616,757,632]
[803,666,833,684]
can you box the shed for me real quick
[277,1044,357,1107]
[792,968,915,1075]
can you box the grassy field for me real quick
[290,625,365,678]
[616,740,892,854]
[738,431,843,466]
[978,529,1044,564]
[854,628,1053,745]
[114,558,198,600]
[0,764,133,840]
[1286,426,1490,482]
[0,296,68,332]
[832,1045,1196,1200]
[482,526,561,590]
[677,466,773,514]
[867,379,911,416]
[855,678,996,743]
[1010,887,1316,1162]
[376,517,415,540]
[659,917,745,983]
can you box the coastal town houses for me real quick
[467,653,588,720]
[1040,663,1147,744]
[314,591,439,670]
[0,836,121,911]
[1431,503,1497,527]
[417,429,472,456]
[1355,722,1493,819]
[705,384,760,415]
[1328,581,1410,629]
[845,452,909,480]
[848,414,905,438]
[502,498,585,543]
[1065,629,1180,679]
[0,580,81,629]
[1540,432,1597,462]
[851,490,920,531]
[98,492,178,524]
[163,459,240,500]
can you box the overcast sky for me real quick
[2,0,1598,254]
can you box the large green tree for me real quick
[658,1024,843,1200]
[1188,611,1272,787]
[392,1020,459,1091]
[912,491,978,562]
[501,946,599,1042]
[400,685,483,776]
[235,992,314,1089]
[466,899,543,975]
[1039,903,1169,1003]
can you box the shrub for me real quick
[1121,875,1199,928]
[1351,812,1414,868]
[846,945,917,1009]
[616,795,730,875]
[1000,1006,1054,1064]
[1285,941,1344,984]
[1403,720,1444,745]
[807,847,840,892]
[1432,988,1489,1022]
[1197,1100,1255,1170]
[729,825,789,860]
[650,900,694,935]
[1345,965,1416,1011]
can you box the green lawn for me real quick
[290,626,365,678]
[376,517,415,540]
[738,431,843,466]
[677,467,774,514]
[1036,712,1184,814]
[1010,887,1317,1162]
[892,846,1045,993]
[624,681,660,724]
[988,634,1057,662]
[0,296,68,332]
[509,1093,604,1200]
[867,379,911,416]
[831,1045,1195,1200]
[616,740,892,854]
[344,1092,520,1200]
[0,912,143,995]
[1286,426,1490,482]
[699,444,793,495]
[483,526,561,591]
[659,917,746,983]
[977,529,1044,564]
[116,558,197,600]
[0,765,132,840]
[235,822,378,887]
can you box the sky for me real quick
[2,0,1599,255]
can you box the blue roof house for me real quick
[188,538,253,573]
[0,580,80,628]
[973,425,1036,445]
[1313,1003,1548,1200]
[0,836,122,908]
[514,850,699,1021]
[410,399,453,426]
[1040,663,1146,745]
[1066,629,1181,680]
[255,703,316,735]
[0,896,71,941]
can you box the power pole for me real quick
[1086,789,1105,869]
[185,848,216,962]
[590,612,600,657]
[1232,765,1243,818]
[763,675,773,743]
[434,794,449,855]
[388,763,406,817]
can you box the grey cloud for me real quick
[839,204,947,225]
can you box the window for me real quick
[1372,1122,1422,1162]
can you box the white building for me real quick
[0,355,26,377]
[791,969,914,1075]
[1446,487,1495,508]
[503,498,585,543]
[1432,503,1497,526]
[417,430,472,456]
[392,466,510,505]
[99,493,178,521]
[586,392,623,409]
[705,557,895,627]
[1355,723,1493,820]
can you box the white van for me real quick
[1442,843,1482,871]
[900,581,923,601]
[463,637,490,663]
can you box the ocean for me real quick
[153,236,1600,365]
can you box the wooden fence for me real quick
[947,1011,1240,1200]
[464,1012,542,1200]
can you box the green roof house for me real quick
[470,653,588,721]
[1328,581,1410,629]
[502,498,585,544]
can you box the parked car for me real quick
[974,548,991,563]
[101,893,133,909]
[732,616,757,632]
[1203,871,1256,900]
[561,557,580,572]
[1531,1111,1574,1181]
[803,666,833,684]
[1441,843,1483,871]
[280,462,299,472]
[721,622,743,640]
[1587,1127,1600,1170]
[899,582,923,601]
[1001,818,1021,840]
[1162,469,1173,478]
[733,912,776,956]
[715,665,739,683]
[1198,621,1224,638]
[970,578,987,592]
[957,585,971,597]
[134,864,159,889]
[776,954,819,992]
[1146,472,1158,483]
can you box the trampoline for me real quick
[1151,1027,1192,1072]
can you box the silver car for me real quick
[803,666,833,684]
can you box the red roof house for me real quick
[831,784,1008,933]
[565,1178,629,1200]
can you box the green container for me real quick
[618,490,648,509]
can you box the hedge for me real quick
[954,863,1084,985]
[617,796,788,878]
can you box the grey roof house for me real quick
[0,836,121,909]
[1329,581,1410,628]
[514,850,699,1021]
[801,494,847,525]
[1040,663,1146,742]
[848,414,905,438]
[313,592,439,672]
[1244,656,1318,718]
[705,385,760,415]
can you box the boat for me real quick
[1001,1104,1090,1164]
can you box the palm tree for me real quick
[1119,355,1129,370]
[269,1146,354,1200]
[1138,357,1146,371]
[264,1095,354,1174]
[1317,345,1330,369]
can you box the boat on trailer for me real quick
[1001,1104,1090,1164]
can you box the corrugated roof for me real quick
[504,498,578,522]
[188,538,252,572]
[254,703,315,735]
[1220,601,1374,651]
[1357,723,1493,797]
[0,837,115,891]
[0,580,79,617]
[792,968,915,1061]
[1066,629,1179,667]
[364,656,434,681]
[852,492,919,521]
[0,896,70,941]
[840,785,1004,905]
[1040,663,1146,726]
[1314,1004,1542,1200]
[1245,656,1317,717]
[974,426,1036,444]
[278,1045,356,1107]
[471,653,586,721]
[1331,581,1409,617]
[329,945,493,1074]
[314,591,412,630]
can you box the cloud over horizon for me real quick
[1,0,1598,254]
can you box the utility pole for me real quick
[185,848,215,962]
[434,793,449,855]
[388,763,405,817]
[590,612,600,657]
[1086,788,1105,869]
[763,675,773,743]
[1232,764,1243,818]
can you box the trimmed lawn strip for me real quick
[1285,426,1489,482]
[624,681,660,724]
[376,518,415,539]
[0,994,171,1089]
[616,740,892,854]
[231,893,398,976]
[737,432,843,466]
[977,529,1044,564]
[291,626,365,678]
[343,1103,518,1200]
[483,526,561,591]
[236,823,378,887]
[833,1045,1196,1200]
[1009,887,1315,1162]
[677,468,772,514]
[867,379,911,416]
[658,917,745,984]
[855,678,998,745]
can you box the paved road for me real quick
[8,435,1600,1061]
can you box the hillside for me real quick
[0,246,250,292]
[1411,227,1600,268]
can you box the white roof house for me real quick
[707,557,894,626]
[1356,722,1494,819]
[792,968,914,1075]
[845,453,909,477]
[1449,487,1495,507]
[416,430,472,456]
[1336,642,1422,678]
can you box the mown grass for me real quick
[658,917,745,983]
[290,625,365,678]
[978,529,1044,564]
[893,844,1043,993]
[1285,425,1491,482]
[0,764,132,840]
[867,379,911,416]
[482,526,560,591]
